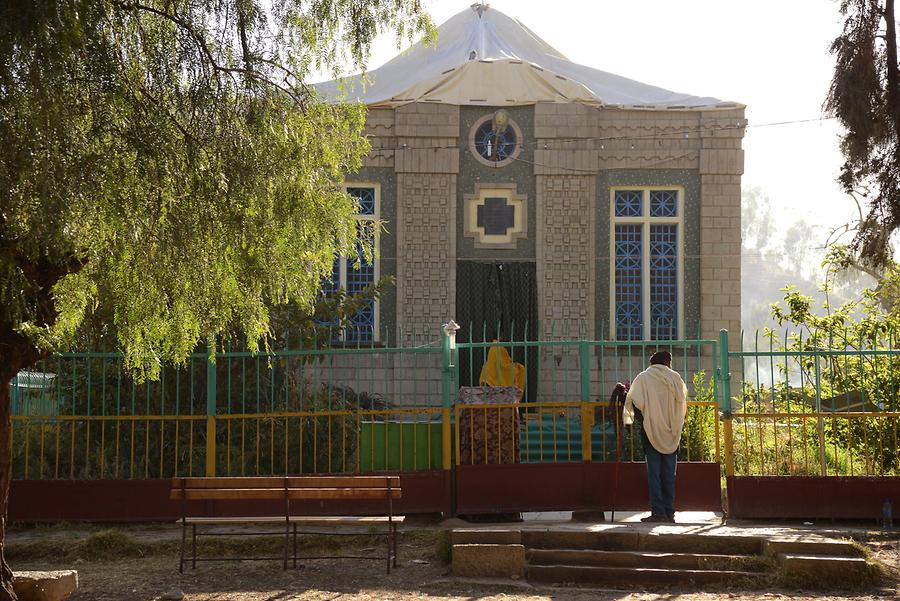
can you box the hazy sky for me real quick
[326,0,857,246]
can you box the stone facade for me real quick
[396,173,457,339]
[388,104,461,340]
[536,175,596,338]
[698,109,745,346]
[348,101,744,402]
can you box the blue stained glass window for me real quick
[615,224,643,340]
[650,190,678,217]
[344,226,376,342]
[649,225,678,340]
[614,190,643,217]
[348,187,376,216]
[317,186,378,342]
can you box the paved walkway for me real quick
[8,509,890,546]
[442,510,889,543]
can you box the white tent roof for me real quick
[315,4,740,110]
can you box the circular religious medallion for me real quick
[469,112,522,167]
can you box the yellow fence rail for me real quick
[13,400,721,479]
[453,400,720,466]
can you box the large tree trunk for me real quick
[0,376,15,601]
[0,337,41,601]
[886,0,900,136]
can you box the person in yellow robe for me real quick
[479,343,526,399]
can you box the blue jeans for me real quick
[645,441,677,517]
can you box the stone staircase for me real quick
[451,528,875,587]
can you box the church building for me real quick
[316,4,744,396]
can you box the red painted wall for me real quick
[455,462,722,514]
[727,476,900,519]
[9,471,451,522]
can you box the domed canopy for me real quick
[315,4,740,110]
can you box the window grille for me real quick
[320,185,379,342]
[611,188,681,340]
[649,224,678,340]
[615,224,643,341]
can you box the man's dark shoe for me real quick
[665,514,676,523]
[640,514,666,523]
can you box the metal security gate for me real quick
[451,336,723,515]
[720,329,900,519]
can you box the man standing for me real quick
[622,351,688,523]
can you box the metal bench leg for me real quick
[293,523,297,569]
[392,523,398,568]
[283,477,290,571]
[386,528,391,574]
[179,519,186,574]
[283,519,289,571]
[192,523,197,570]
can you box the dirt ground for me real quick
[7,525,900,601]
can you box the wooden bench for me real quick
[170,476,403,573]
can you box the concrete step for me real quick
[520,530,764,555]
[526,564,762,586]
[452,544,526,578]
[765,538,862,557]
[777,553,874,582]
[527,548,769,571]
[452,529,523,545]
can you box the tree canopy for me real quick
[0,0,428,378]
[825,0,900,269]
[0,1,430,598]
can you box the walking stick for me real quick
[610,383,627,521]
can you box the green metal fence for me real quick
[13,324,900,494]
[725,328,900,477]
[454,336,720,464]
[11,324,722,480]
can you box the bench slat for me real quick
[288,488,401,500]
[171,488,286,501]
[171,476,399,489]
[288,516,405,525]
[170,487,402,501]
[181,516,406,525]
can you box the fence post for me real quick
[440,321,461,516]
[579,341,592,462]
[718,329,734,479]
[10,376,19,415]
[440,326,453,471]
[206,339,217,477]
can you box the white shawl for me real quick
[622,364,688,454]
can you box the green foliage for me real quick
[681,371,718,462]
[0,0,431,379]
[216,381,370,476]
[734,279,900,475]
[825,0,900,268]
[11,350,394,479]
